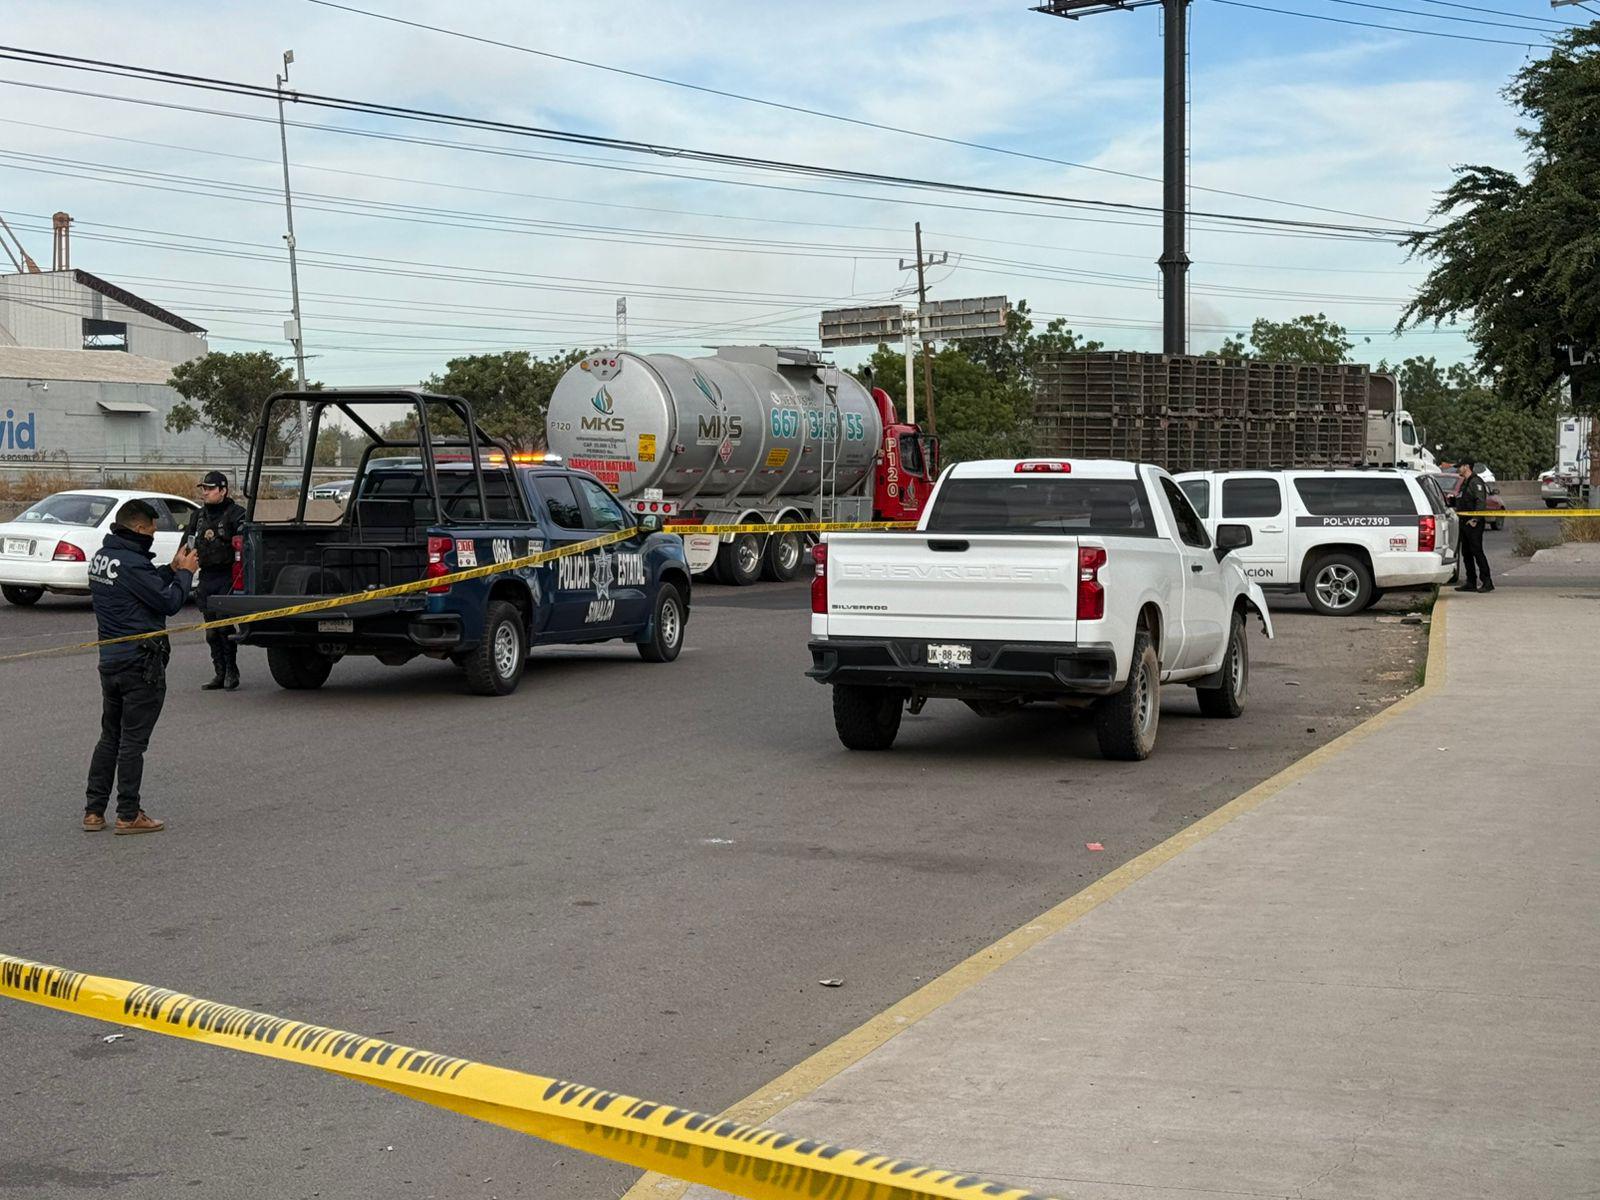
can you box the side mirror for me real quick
[922,435,941,476]
[637,513,663,533]
[1214,523,1252,562]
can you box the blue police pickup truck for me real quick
[211,389,691,695]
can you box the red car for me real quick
[1432,471,1504,531]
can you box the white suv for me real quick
[1175,468,1456,615]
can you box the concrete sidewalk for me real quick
[680,588,1599,1200]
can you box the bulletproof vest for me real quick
[194,502,241,570]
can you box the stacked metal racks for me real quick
[1031,353,1369,471]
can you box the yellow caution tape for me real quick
[0,953,1052,1200]
[1457,509,1600,518]
[0,520,918,665]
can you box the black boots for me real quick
[223,667,240,691]
[201,671,226,690]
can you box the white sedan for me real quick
[0,488,200,606]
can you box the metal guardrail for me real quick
[0,460,351,490]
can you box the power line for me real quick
[1207,0,1552,45]
[0,76,1407,246]
[0,115,1423,277]
[302,0,1425,229]
[1,210,1416,312]
[1411,0,1587,25]
[1320,0,1563,34]
[0,43,1422,238]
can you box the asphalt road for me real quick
[1,579,1427,1199]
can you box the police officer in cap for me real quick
[1452,461,1495,593]
[185,470,247,688]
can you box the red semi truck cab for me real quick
[870,386,939,522]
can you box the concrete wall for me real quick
[0,376,230,462]
[0,272,207,364]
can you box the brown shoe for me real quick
[114,812,165,836]
[82,812,107,833]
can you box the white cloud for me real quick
[0,0,1515,380]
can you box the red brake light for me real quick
[1077,546,1106,621]
[426,535,454,593]
[1418,514,1436,553]
[811,543,829,615]
[1015,461,1072,473]
[230,534,244,593]
[52,540,85,562]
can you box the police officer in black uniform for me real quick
[185,470,247,689]
[84,499,198,834]
[1453,461,1495,593]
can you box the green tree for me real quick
[1206,314,1355,363]
[1399,26,1600,477]
[1384,356,1557,477]
[166,351,299,456]
[426,348,592,450]
[855,301,1101,465]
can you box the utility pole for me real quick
[276,49,309,465]
[616,297,629,349]
[900,223,948,432]
[1035,0,1190,354]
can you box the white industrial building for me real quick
[0,263,229,463]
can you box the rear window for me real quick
[1292,477,1416,516]
[356,469,523,521]
[926,477,1157,537]
[17,493,117,527]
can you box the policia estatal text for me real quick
[83,500,198,835]
[185,470,246,689]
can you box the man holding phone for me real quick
[85,499,199,834]
[185,470,248,689]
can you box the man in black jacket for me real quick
[1452,462,1495,593]
[185,470,247,689]
[83,499,198,834]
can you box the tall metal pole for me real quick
[616,297,629,349]
[276,51,307,416]
[913,222,937,434]
[902,321,917,427]
[1159,0,1190,355]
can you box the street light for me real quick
[276,49,309,464]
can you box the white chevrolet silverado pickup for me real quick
[807,458,1274,760]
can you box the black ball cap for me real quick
[199,470,229,489]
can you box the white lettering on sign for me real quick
[492,538,512,564]
[457,538,478,568]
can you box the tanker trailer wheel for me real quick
[761,522,803,582]
[714,531,764,587]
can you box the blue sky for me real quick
[0,0,1575,384]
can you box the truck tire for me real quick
[1094,630,1159,761]
[2,584,43,606]
[266,646,334,690]
[1197,613,1248,719]
[1305,553,1372,616]
[1545,499,1560,509]
[714,532,763,587]
[462,600,525,696]
[832,684,904,751]
[760,526,803,582]
[637,582,686,663]
[1361,587,1387,611]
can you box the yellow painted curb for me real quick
[623,601,1449,1200]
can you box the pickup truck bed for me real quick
[807,459,1272,760]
